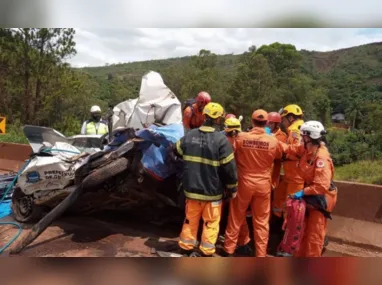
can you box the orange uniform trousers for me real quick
[295,208,327,257]
[221,199,251,247]
[224,182,271,257]
[179,199,223,255]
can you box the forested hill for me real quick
[1,29,382,171]
[78,41,382,126]
[80,42,382,80]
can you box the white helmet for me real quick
[300,120,326,140]
[90,105,101,113]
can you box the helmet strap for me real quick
[303,136,311,149]
[287,115,295,124]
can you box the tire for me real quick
[11,187,43,223]
[82,157,129,190]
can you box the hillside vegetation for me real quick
[1,29,382,184]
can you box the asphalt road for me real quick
[1,210,381,257]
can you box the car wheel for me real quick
[11,187,43,223]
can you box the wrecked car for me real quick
[11,71,186,224]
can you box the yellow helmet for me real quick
[279,104,303,117]
[224,117,242,133]
[203,102,225,119]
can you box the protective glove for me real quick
[290,190,304,200]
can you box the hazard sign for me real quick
[0,117,6,134]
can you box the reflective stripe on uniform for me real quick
[184,190,222,201]
[182,153,234,167]
[183,155,220,166]
[176,140,183,156]
[199,126,215,132]
[179,238,198,247]
[272,207,283,213]
[200,241,215,249]
[226,182,238,189]
[220,153,234,164]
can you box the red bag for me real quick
[276,198,306,256]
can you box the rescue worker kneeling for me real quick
[175,102,238,257]
[285,121,338,257]
[223,110,284,257]
[222,117,251,253]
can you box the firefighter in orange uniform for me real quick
[223,109,284,257]
[267,112,288,189]
[272,104,305,219]
[175,102,238,257]
[285,121,338,257]
[183,91,211,131]
[221,116,251,254]
[267,111,289,254]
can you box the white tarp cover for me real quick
[112,71,182,131]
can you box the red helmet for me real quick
[268,112,281,123]
[225,114,236,119]
[196,91,211,106]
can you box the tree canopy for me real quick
[1,28,382,165]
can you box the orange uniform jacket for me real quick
[283,143,338,257]
[283,119,305,184]
[224,127,284,256]
[183,103,205,130]
[271,128,288,189]
[233,128,284,193]
[284,143,337,213]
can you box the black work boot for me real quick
[236,243,254,256]
[176,248,193,256]
[219,249,234,257]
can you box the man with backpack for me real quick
[182,91,211,132]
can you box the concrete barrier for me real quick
[0,142,32,173]
[325,181,382,252]
[333,181,382,224]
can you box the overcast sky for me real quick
[68,28,382,67]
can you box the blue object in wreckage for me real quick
[135,123,185,180]
[104,130,131,151]
[0,201,12,219]
[0,174,17,202]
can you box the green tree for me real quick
[31,28,76,124]
[226,51,274,126]
[256,42,302,78]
